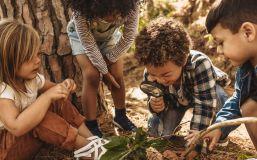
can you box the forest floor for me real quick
[35,53,257,160]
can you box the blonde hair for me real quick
[0,19,40,92]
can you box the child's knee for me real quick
[83,70,100,87]
[241,99,257,117]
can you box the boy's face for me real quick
[211,23,254,66]
[146,61,183,86]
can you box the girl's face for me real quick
[16,52,41,80]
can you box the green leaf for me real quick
[104,136,129,150]
[134,128,148,144]
[147,139,168,151]
[100,149,130,160]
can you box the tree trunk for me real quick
[0,0,107,113]
[174,0,216,25]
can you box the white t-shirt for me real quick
[0,73,45,129]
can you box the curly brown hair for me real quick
[135,17,192,67]
[65,0,140,20]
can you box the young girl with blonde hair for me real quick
[0,19,107,160]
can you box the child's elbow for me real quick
[12,130,26,137]
[6,124,27,137]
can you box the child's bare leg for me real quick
[78,123,93,138]
[241,98,257,150]
[109,58,125,109]
[109,57,136,131]
[75,134,90,149]
[75,54,103,137]
[76,54,100,120]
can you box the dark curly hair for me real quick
[135,17,192,67]
[65,0,140,20]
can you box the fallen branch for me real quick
[183,117,257,158]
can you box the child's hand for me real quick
[149,96,165,113]
[184,130,200,147]
[62,79,77,92]
[203,129,222,151]
[42,83,70,102]
[104,56,115,66]
[103,72,120,89]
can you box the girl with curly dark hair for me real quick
[65,0,139,142]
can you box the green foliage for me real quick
[128,0,176,53]
[100,128,168,160]
[237,153,256,160]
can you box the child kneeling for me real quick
[134,17,230,145]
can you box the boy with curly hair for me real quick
[135,17,230,144]
[203,0,257,151]
[65,0,140,137]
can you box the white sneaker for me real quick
[74,136,109,160]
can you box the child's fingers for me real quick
[154,107,165,113]
[71,83,77,92]
[105,73,120,88]
[63,79,71,88]
[151,97,163,102]
[109,76,120,88]
[151,103,165,112]
[209,136,219,151]
[60,86,69,95]
[68,79,77,92]
[186,138,194,147]
[56,84,70,96]
[184,133,194,140]
[150,99,164,106]
[150,101,165,110]
[110,78,120,88]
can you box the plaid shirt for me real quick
[145,50,230,130]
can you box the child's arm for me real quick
[73,13,108,75]
[73,14,120,88]
[105,6,139,63]
[212,71,242,136]
[39,80,56,93]
[200,72,242,151]
[0,82,69,137]
[39,79,77,93]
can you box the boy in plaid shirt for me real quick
[204,0,257,151]
[134,17,230,145]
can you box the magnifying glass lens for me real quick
[140,83,163,97]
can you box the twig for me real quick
[183,117,257,158]
[160,121,190,139]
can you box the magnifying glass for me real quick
[140,81,166,97]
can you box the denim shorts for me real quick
[67,21,121,56]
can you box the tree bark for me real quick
[174,0,216,25]
[0,0,107,113]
